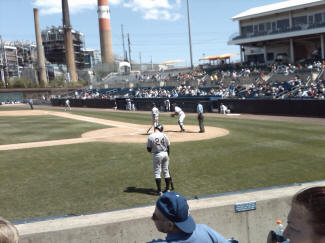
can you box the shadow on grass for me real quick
[124,186,158,196]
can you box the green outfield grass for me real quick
[0,105,30,111]
[0,108,325,221]
[0,115,109,145]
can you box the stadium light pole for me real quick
[186,0,194,70]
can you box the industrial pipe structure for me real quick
[33,8,48,84]
[98,0,114,71]
[62,0,77,82]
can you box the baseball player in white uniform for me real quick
[126,98,132,111]
[64,99,71,111]
[152,103,159,127]
[147,103,159,133]
[172,104,186,132]
[147,124,174,195]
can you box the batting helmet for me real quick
[155,124,164,132]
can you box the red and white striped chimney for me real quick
[98,0,114,70]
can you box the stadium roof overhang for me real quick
[160,59,185,65]
[199,53,239,61]
[232,0,325,21]
[228,27,325,45]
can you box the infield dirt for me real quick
[0,110,229,151]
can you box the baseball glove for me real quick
[170,114,175,117]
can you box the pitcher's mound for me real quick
[82,125,229,143]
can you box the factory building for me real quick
[41,26,89,70]
[228,0,325,65]
[83,49,102,68]
[0,35,99,84]
[0,40,38,84]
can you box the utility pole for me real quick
[121,24,128,73]
[186,0,194,70]
[151,56,153,71]
[127,33,132,70]
[121,24,127,61]
[139,52,142,71]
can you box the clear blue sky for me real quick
[0,0,282,66]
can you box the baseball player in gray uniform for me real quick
[171,103,186,132]
[147,124,174,195]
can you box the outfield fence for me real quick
[51,98,325,117]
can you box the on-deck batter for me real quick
[147,124,173,195]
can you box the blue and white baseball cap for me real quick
[156,191,196,234]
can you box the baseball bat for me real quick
[146,125,153,133]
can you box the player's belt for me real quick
[153,151,167,154]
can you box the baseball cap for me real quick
[156,191,196,234]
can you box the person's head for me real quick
[154,124,163,133]
[151,192,196,234]
[283,186,325,243]
[0,217,19,243]
[152,103,156,107]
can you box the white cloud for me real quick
[109,0,125,5]
[32,0,182,21]
[123,0,182,21]
[32,0,97,15]
[143,9,181,21]
[124,0,172,10]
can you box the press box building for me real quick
[228,0,325,65]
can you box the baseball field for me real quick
[1,104,325,221]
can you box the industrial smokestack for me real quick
[62,0,77,82]
[33,8,48,84]
[98,0,114,70]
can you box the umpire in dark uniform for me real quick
[197,101,205,133]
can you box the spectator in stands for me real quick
[147,191,228,243]
[283,186,325,243]
[0,217,19,243]
[268,186,325,243]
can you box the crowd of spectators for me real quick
[54,60,325,101]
